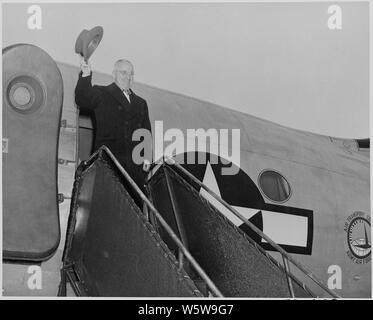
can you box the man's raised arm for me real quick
[75,57,102,110]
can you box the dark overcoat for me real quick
[75,72,152,193]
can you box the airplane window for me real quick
[6,75,44,114]
[258,170,291,202]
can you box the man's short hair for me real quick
[113,59,133,72]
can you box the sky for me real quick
[2,1,370,138]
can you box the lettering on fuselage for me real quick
[344,212,371,264]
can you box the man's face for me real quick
[114,62,134,90]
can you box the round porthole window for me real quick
[258,170,292,203]
[6,74,45,114]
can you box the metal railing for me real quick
[163,157,341,298]
[97,146,224,297]
[73,146,340,298]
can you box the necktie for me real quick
[123,89,131,103]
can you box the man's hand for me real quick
[143,160,151,172]
[79,55,91,77]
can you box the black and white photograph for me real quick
[1,0,371,302]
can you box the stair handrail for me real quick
[95,146,224,297]
[164,157,341,299]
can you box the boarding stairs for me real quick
[58,146,339,298]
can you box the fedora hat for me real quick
[75,26,104,61]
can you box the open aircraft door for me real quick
[3,44,63,261]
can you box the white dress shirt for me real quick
[122,89,131,103]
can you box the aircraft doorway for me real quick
[78,113,95,163]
